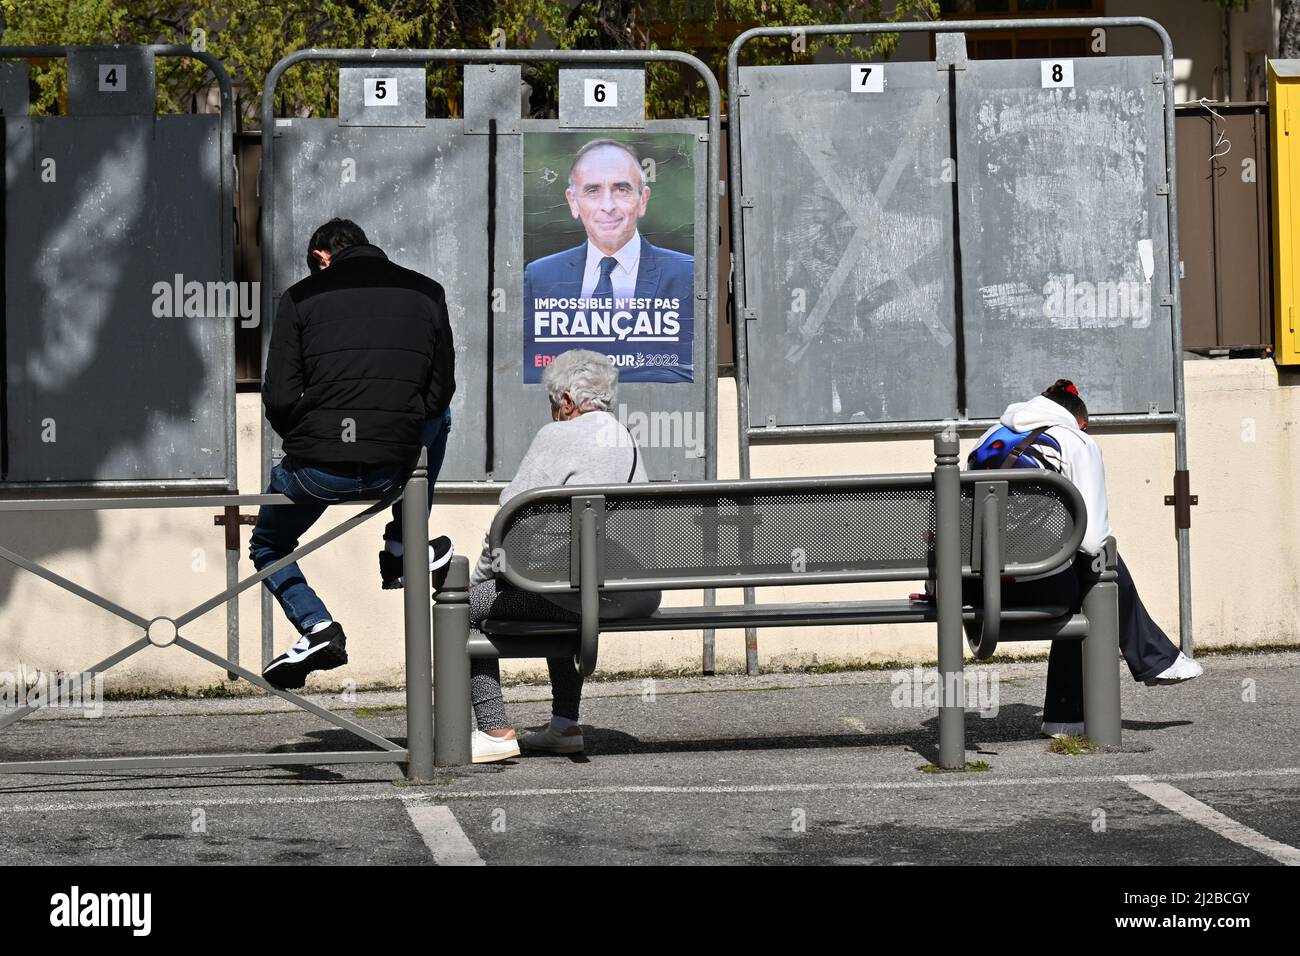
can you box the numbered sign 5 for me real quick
[98,64,126,92]
[364,77,397,106]
[1041,60,1075,89]
[850,64,884,93]
[584,78,618,108]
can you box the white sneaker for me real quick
[472,730,520,764]
[519,724,585,754]
[1041,721,1086,739]
[1144,652,1203,686]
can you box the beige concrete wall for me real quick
[0,357,1295,691]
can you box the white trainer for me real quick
[1144,652,1204,686]
[1041,721,1086,739]
[519,724,585,754]
[472,730,520,764]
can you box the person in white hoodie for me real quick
[968,380,1201,738]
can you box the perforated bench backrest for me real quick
[489,472,1085,593]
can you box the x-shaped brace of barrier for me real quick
[0,490,410,772]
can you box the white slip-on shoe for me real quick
[1041,721,1086,739]
[472,730,520,764]
[1144,652,1204,687]
[519,724,585,754]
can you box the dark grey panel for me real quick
[67,46,155,116]
[492,119,710,483]
[956,55,1173,417]
[268,119,490,481]
[0,62,29,116]
[558,66,646,129]
[737,62,959,428]
[4,115,229,483]
[339,66,426,128]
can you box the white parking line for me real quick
[403,802,484,866]
[1119,775,1300,866]
[0,766,1297,813]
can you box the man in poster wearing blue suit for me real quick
[524,138,694,383]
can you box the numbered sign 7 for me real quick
[850,64,885,93]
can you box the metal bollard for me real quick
[402,450,436,781]
[933,431,966,770]
[434,555,473,767]
[1082,543,1122,748]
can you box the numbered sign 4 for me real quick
[364,77,397,106]
[98,64,126,92]
[1041,60,1075,89]
[850,64,884,93]
[584,78,618,108]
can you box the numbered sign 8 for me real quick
[364,77,397,106]
[850,64,884,93]
[584,78,618,108]
[98,64,126,92]
[1041,60,1075,89]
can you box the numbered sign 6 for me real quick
[364,77,397,106]
[98,64,126,92]
[584,78,618,108]
[850,64,885,93]
[1041,60,1075,89]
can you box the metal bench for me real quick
[430,434,1121,768]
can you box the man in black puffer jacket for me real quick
[251,219,456,690]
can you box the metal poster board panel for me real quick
[4,114,230,484]
[736,61,959,429]
[955,54,1174,417]
[267,118,491,481]
[497,119,709,482]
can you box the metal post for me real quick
[1081,545,1122,748]
[223,505,240,681]
[433,555,473,767]
[402,450,435,780]
[933,431,966,769]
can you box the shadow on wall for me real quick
[1,114,213,613]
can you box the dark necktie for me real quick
[593,255,618,300]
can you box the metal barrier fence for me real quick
[0,453,437,779]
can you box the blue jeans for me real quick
[251,409,452,634]
[383,408,451,543]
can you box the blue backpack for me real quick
[968,426,1062,472]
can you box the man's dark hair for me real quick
[307,218,368,273]
[1043,379,1088,425]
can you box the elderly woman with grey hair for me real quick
[467,349,661,763]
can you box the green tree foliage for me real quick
[0,0,937,121]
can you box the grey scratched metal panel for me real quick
[558,66,646,129]
[464,64,522,135]
[494,118,709,483]
[339,65,426,127]
[268,119,489,480]
[4,115,229,483]
[956,55,1173,417]
[737,62,958,428]
[0,61,29,115]
[66,46,156,116]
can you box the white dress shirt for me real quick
[580,232,641,303]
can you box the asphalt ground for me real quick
[0,651,1296,869]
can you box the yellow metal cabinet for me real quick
[1271,60,1300,363]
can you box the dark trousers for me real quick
[965,553,1180,723]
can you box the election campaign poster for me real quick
[522,131,696,384]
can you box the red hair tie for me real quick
[1064,383,1079,396]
